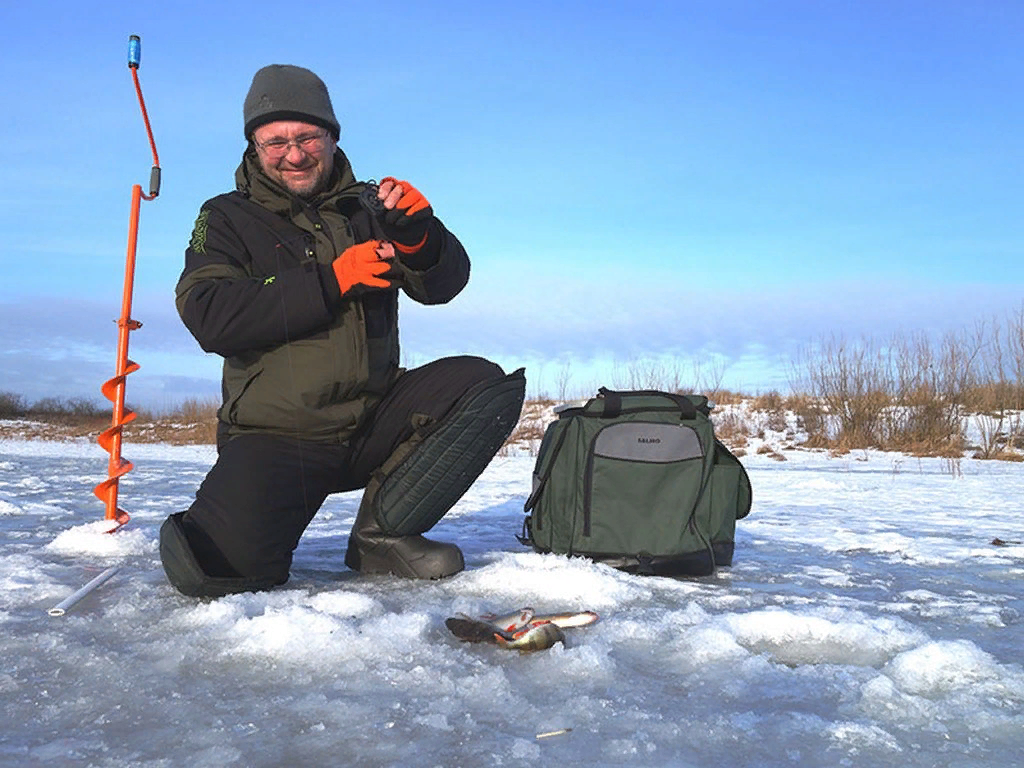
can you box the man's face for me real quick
[251,120,336,198]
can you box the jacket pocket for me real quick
[221,362,264,425]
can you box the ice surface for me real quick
[0,438,1022,766]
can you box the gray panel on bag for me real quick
[593,422,703,462]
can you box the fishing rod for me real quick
[49,35,161,618]
[93,34,161,533]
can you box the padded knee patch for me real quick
[367,367,526,536]
[159,513,286,598]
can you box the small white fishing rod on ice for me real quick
[48,567,121,617]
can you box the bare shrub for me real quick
[691,356,728,401]
[800,334,890,448]
[617,357,691,393]
[612,355,730,399]
[0,392,27,418]
[880,330,976,455]
[797,328,985,455]
[28,396,108,425]
[751,390,787,432]
[751,391,783,412]
[173,397,221,424]
[964,313,1024,458]
[555,359,574,402]
[785,393,826,444]
[147,396,222,444]
[712,408,751,449]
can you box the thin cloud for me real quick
[3,279,1020,407]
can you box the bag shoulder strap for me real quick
[523,420,573,513]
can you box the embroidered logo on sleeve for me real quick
[189,210,210,254]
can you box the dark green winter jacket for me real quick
[175,147,470,442]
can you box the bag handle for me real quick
[596,387,698,420]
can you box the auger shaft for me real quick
[92,35,160,531]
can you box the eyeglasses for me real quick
[253,130,330,158]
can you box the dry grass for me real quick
[499,398,554,456]
[712,409,751,448]
[125,397,220,445]
[712,389,749,406]
[751,391,788,433]
[0,393,221,445]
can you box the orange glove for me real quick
[378,177,432,254]
[332,240,395,295]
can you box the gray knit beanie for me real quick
[243,64,340,139]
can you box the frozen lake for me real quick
[1,437,1022,767]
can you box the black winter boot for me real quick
[344,504,464,580]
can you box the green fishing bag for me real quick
[520,388,751,576]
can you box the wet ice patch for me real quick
[0,553,65,608]
[803,566,854,588]
[511,737,542,759]
[0,497,71,518]
[45,520,155,558]
[882,588,1015,628]
[722,609,926,667]
[414,712,454,732]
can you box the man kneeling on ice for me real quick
[158,65,525,597]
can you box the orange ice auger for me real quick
[93,35,161,532]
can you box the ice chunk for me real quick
[454,551,651,609]
[306,590,380,618]
[45,520,154,558]
[886,640,1006,696]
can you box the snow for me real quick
[1,437,1023,766]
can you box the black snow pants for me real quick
[168,355,513,588]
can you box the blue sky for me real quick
[1,1,1021,407]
